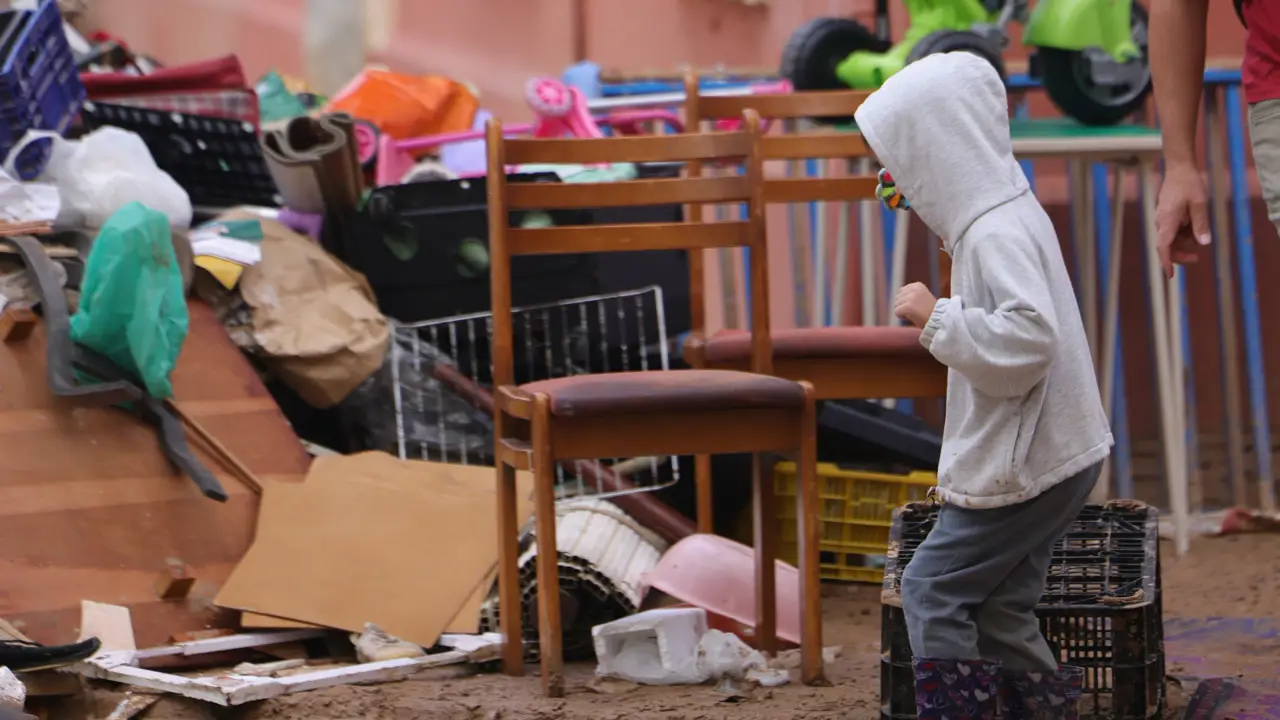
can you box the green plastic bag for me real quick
[70,202,189,399]
[255,71,309,125]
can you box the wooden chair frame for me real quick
[681,74,948,533]
[485,112,825,696]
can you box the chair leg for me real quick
[496,455,523,676]
[795,383,827,685]
[751,451,778,657]
[695,453,714,533]
[531,395,564,698]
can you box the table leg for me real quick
[1094,165,1127,502]
[812,156,828,327]
[831,163,852,327]
[785,120,812,329]
[1141,162,1191,555]
[859,158,878,328]
[1225,84,1276,511]
[716,166,739,329]
[1205,87,1249,507]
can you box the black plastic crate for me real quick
[880,502,1163,720]
[78,100,279,209]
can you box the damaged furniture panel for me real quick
[2,235,138,407]
[0,299,309,647]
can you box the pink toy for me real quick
[711,80,793,133]
[525,77,602,140]
[373,78,785,187]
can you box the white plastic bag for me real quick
[32,127,193,230]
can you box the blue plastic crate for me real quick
[0,0,85,180]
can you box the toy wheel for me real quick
[525,77,574,118]
[1037,1,1151,126]
[781,17,887,125]
[905,30,1008,84]
[354,120,380,170]
[781,17,889,99]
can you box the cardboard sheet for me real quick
[216,453,533,647]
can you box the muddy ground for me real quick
[62,532,1280,719]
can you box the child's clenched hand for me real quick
[894,282,937,329]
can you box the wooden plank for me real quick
[76,647,474,706]
[78,601,136,654]
[0,307,37,343]
[0,301,311,647]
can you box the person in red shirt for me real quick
[1152,0,1280,275]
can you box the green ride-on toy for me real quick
[781,0,1151,126]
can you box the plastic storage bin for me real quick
[773,461,937,583]
[879,502,1164,720]
[0,0,85,180]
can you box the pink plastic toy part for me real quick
[525,77,604,141]
[374,121,536,186]
[604,109,685,136]
[353,120,380,169]
[640,533,802,648]
[711,79,794,133]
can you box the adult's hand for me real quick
[1155,163,1211,278]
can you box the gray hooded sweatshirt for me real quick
[853,52,1113,509]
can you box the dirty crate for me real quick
[773,462,936,583]
[0,0,84,180]
[879,502,1163,720]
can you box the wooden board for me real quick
[0,300,310,647]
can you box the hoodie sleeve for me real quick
[919,235,1058,398]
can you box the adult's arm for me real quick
[1149,0,1211,170]
[1150,0,1213,275]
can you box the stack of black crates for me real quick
[879,501,1164,720]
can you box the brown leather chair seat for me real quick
[701,326,928,364]
[518,369,805,418]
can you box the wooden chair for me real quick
[484,111,825,696]
[682,75,948,534]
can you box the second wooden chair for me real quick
[682,75,948,534]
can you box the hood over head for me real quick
[853,51,1029,250]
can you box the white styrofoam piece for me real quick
[592,607,708,685]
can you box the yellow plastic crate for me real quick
[774,461,937,583]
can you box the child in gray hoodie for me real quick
[854,52,1114,720]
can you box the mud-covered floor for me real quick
[58,532,1280,720]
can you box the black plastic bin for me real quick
[879,502,1164,720]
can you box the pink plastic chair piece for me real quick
[525,77,604,140]
[640,533,802,647]
[374,121,536,186]
[604,109,685,136]
[711,79,794,133]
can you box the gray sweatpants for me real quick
[900,464,1100,672]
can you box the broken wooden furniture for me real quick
[3,235,234,500]
[485,112,823,694]
[681,77,948,534]
[0,298,309,647]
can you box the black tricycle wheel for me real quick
[905,29,1009,83]
[1036,1,1152,126]
[781,17,889,124]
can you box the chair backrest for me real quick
[682,74,883,333]
[485,112,772,388]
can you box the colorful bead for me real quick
[877,167,911,211]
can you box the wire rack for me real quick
[389,285,680,500]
